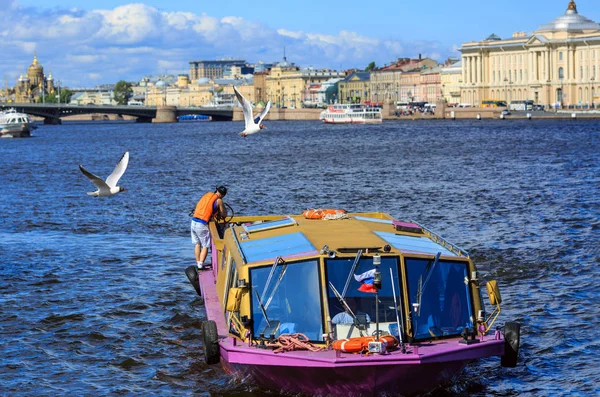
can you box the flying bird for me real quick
[233,85,271,137]
[79,151,129,197]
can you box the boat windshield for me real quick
[250,258,323,341]
[326,256,402,338]
[405,258,473,340]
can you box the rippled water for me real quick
[1,119,599,396]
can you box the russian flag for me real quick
[354,269,377,293]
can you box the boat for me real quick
[319,104,383,124]
[0,108,37,138]
[186,210,520,396]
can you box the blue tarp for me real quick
[374,231,457,256]
[240,231,316,263]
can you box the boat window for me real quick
[243,216,296,234]
[250,259,323,341]
[405,257,473,340]
[325,256,402,339]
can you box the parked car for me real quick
[501,109,511,116]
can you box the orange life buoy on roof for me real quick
[331,335,398,353]
[302,208,347,219]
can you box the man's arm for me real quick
[216,198,227,219]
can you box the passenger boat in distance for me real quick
[186,210,520,396]
[319,104,383,124]
[0,108,36,138]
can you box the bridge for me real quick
[0,103,234,124]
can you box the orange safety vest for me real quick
[193,192,219,223]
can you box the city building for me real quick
[189,59,247,80]
[265,56,345,108]
[338,72,371,104]
[370,56,438,104]
[253,71,269,104]
[420,66,442,104]
[440,61,462,106]
[460,0,600,108]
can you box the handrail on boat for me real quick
[409,220,470,258]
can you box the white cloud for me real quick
[0,3,453,86]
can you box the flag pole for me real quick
[373,255,382,339]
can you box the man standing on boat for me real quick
[191,186,228,270]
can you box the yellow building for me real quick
[440,61,462,105]
[265,57,345,108]
[460,0,600,108]
[338,72,371,103]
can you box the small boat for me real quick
[0,108,37,138]
[319,104,383,124]
[187,210,520,396]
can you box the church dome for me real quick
[28,55,43,71]
[536,0,600,32]
[197,77,210,84]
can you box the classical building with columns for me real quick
[460,0,600,108]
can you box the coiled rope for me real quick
[265,333,326,354]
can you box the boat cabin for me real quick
[208,212,483,345]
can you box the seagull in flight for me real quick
[79,151,129,197]
[233,85,271,137]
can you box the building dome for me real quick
[536,0,600,32]
[28,55,43,72]
[155,80,166,87]
[196,77,210,84]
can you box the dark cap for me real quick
[216,185,227,197]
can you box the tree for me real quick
[113,80,133,105]
[37,88,72,104]
[365,62,377,71]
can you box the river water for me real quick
[1,119,599,396]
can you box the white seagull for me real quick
[233,85,271,137]
[79,151,129,197]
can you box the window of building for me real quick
[580,66,584,80]
[520,70,523,81]
[559,52,563,61]
[559,67,564,80]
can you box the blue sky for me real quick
[2,0,599,87]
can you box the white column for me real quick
[477,56,482,84]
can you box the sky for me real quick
[1,0,599,88]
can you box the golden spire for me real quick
[567,0,577,11]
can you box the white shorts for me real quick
[191,220,211,247]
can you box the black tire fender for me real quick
[202,320,220,365]
[501,321,520,368]
[185,265,202,297]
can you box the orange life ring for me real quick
[331,335,398,353]
[302,208,347,219]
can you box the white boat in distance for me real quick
[320,104,383,124]
[0,108,36,138]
